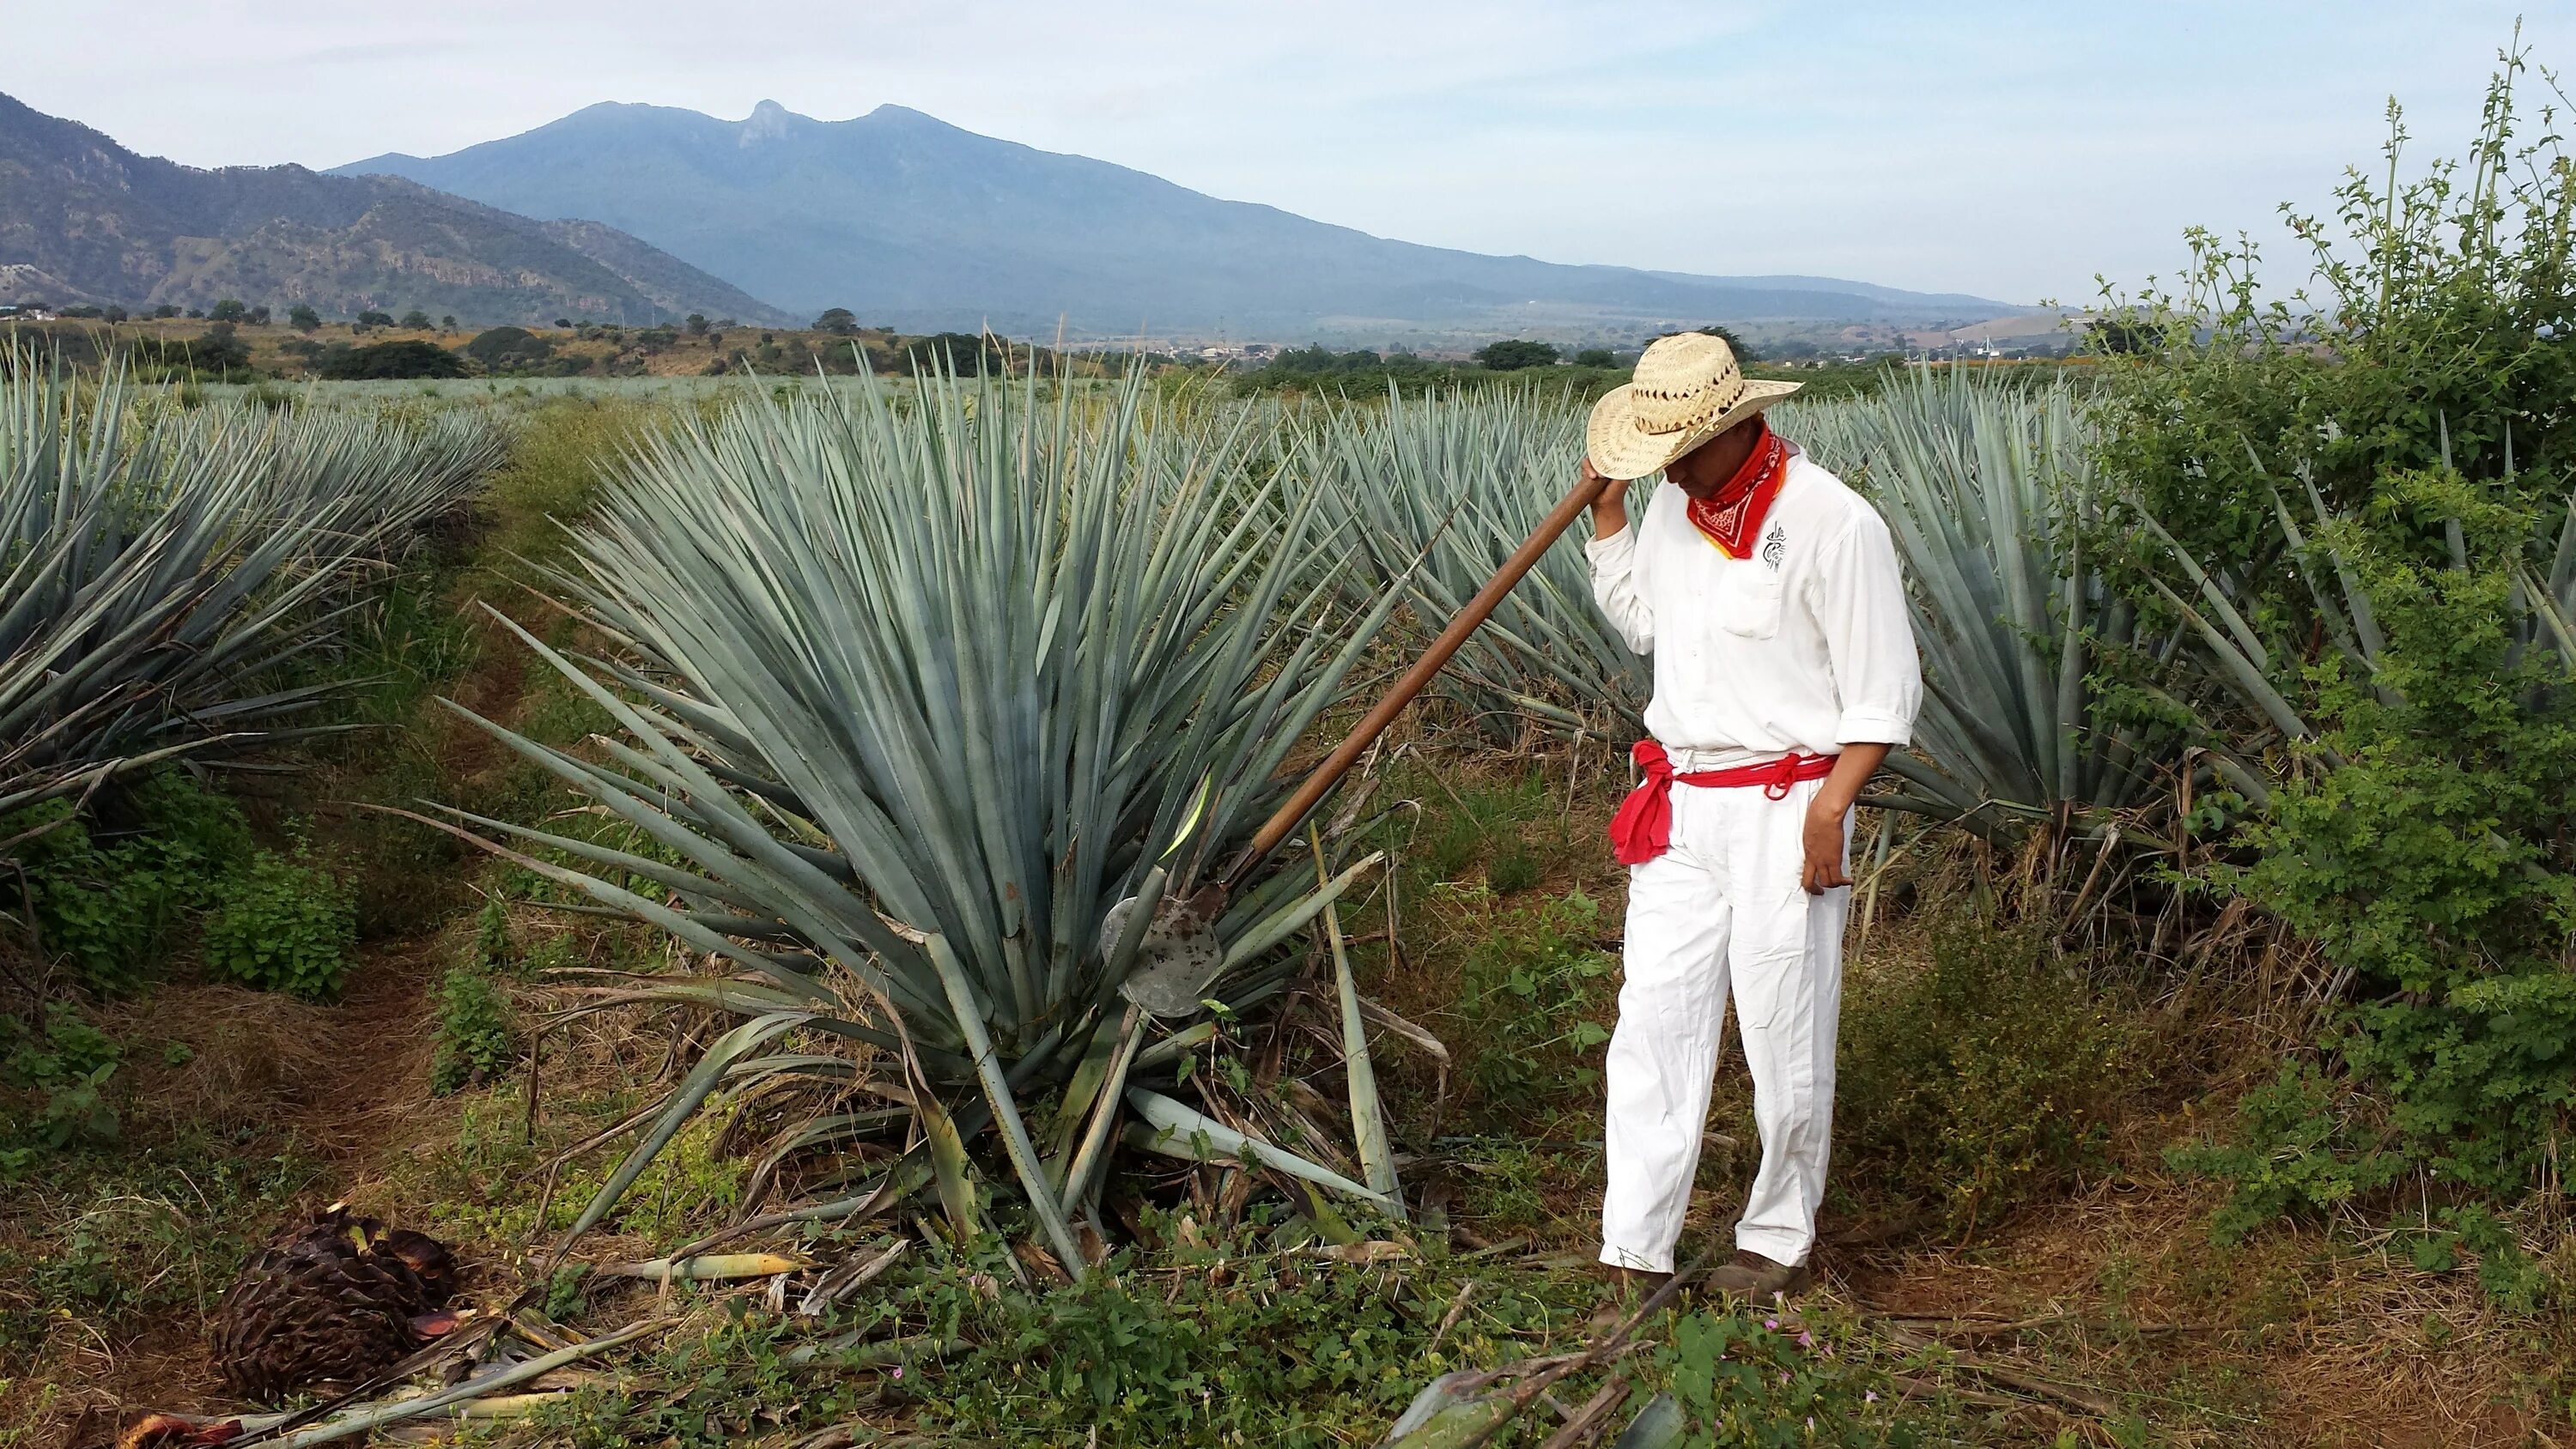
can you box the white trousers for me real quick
[1600,775,1848,1273]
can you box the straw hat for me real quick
[1585,332,1801,481]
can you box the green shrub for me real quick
[1835,918,2142,1236]
[2215,471,2576,1197]
[2093,47,2576,1205]
[430,967,516,1094]
[201,840,358,1000]
[470,893,514,970]
[0,1004,122,1169]
[2166,1062,2405,1246]
[4,773,253,992]
[1652,1306,1923,1446]
[2411,1203,2555,1313]
[1451,889,1615,1125]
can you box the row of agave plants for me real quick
[442,366,2187,1276]
[0,349,507,834]
[455,358,2576,1275]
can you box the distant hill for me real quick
[337,100,2025,343]
[0,92,790,326]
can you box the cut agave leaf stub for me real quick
[1109,883,1229,1017]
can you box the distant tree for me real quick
[185,308,204,320]
[904,331,1005,375]
[288,304,321,331]
[814,307,858,335]
[400,309,433,330]
[319,339,467,380]
[441,314,456,328]
[463,325,556,372]
[209,299,248,323]
[247,305,271,325]
[554,317,573,329]
[685,313,710,336]
[355,310,396,332]
[707,330,725,351]
[152,304,179,319]
[127,324,252,379]
[759,331,775,345]
[714,318,737,330]
[101,305,129,324]
[1474,338,1560,370]
[1572,347,1617,367]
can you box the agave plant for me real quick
[2148,440,2576,793]
[1780,369,2179,843]
[0,353,507,823]
[1313,383,1649,743]
[440,366,1406,1273]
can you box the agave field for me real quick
[9,53,2576,1448]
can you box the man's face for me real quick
[1662,417,1761,500]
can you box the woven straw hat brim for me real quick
[1585,376,1802,481]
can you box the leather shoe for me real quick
[1703,1249,1812,1301]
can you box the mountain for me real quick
[0,92,790,326]
[337,100,2022,342]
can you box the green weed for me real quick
[481,396,667,570]
[2166,1062,2404,1247]
[430,968,516,1095]
[1835,917,2143,1237]
[1654,1305,1925,1446]
[4,773,253,993]
[1449,888,1616,1127]
[201,836,360,1000]
[0,1005,122,1169]
[0,1132,319,1368]
[411,1095,740,1246]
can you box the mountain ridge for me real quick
[337,100,2025,343]
[0,91,791,326]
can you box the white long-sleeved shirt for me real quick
[1586,452,1922,767]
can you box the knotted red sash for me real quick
[1607,739,1840,865]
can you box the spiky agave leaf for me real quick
[1314,383,1649,743]
[455,362,1404,1268]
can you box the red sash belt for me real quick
[1607,739,1838,865]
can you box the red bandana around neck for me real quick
[1682,420,1792,559]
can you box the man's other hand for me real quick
[1800,793,1853,895]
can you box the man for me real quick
[1582,331,1921,1300]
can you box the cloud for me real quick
[5,0,2563,301]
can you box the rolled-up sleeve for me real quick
[1587,525,1655,656]
[1815,512,1921,746]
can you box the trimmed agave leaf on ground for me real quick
[443,364,1408,1272]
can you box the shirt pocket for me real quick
[1714,562,1786,640]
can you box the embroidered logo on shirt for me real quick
[1760,522,1788,572]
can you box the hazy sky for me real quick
[8,2,2563,303]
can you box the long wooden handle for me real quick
[1225,467,1620,886]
